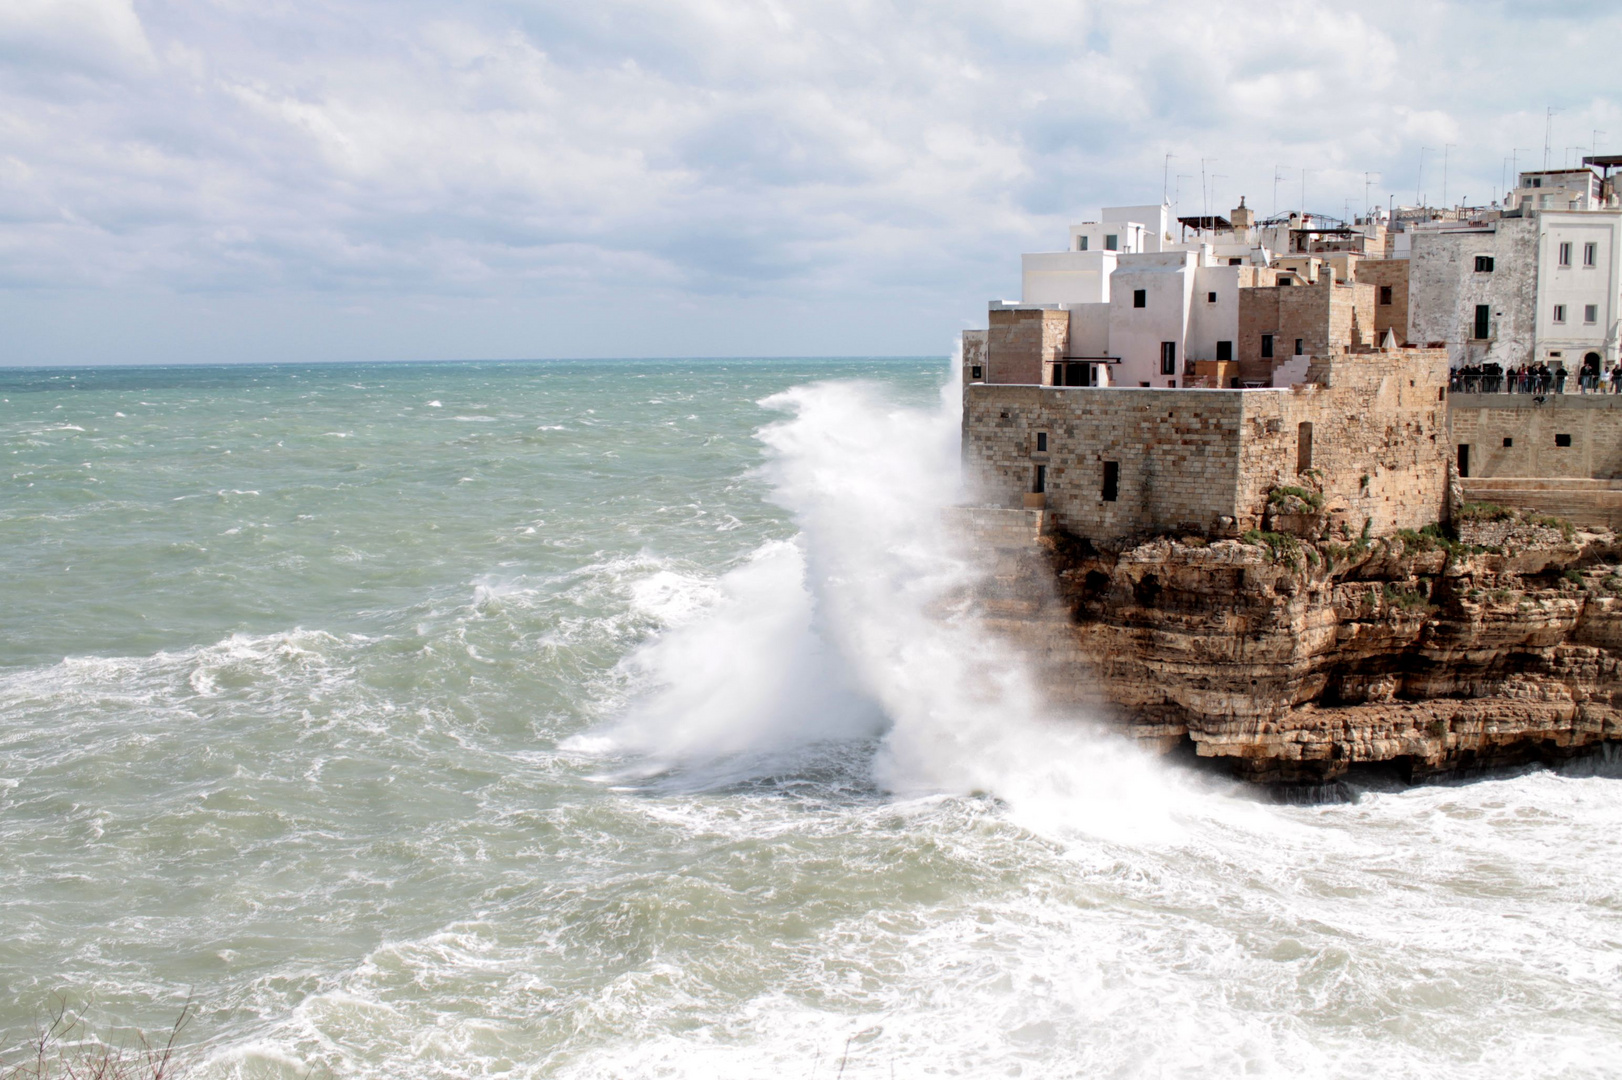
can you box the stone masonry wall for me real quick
[961,385,1247,537]
[962,347,1451,541]
[1238,278,1377,383]
[1449,394,1622,479]
[1356,258,1410,343]
[985,308,1069,385]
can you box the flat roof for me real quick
[1520,168,1595,176]
[1177,215,1231,228]
[1583,154,1622,168]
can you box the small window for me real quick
[1584,242,1597,267]
[1503,437,1513,448]
[1532,178,1542,188]
[1216,340,1233,362]
[1379,285,1393,305]
[1102,461,1119,502]
[970,365,982,380]
[1294,339,1304,356]
[1261,334,1274,359]
[1555,434,1572,447]
[1559,242,1572,267]
[1033,464,1046,493]
[1553,304,1567,324]
[1228,257,1242,266]
[1475,255,1494,272]
[1078,235,1089,251]
[1035,431,1047,452]
[1278,276,1293,286]
[1585,305,1598,324]
[1160,341,1177,375]
[1474,304,1491,339]
[1106,234,1119,251]
[1207,291,1217,303]
[1133,289,1147,308]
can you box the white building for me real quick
[1408,168,1622,376]
[1011,200,1288,388]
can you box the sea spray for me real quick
[591,368,1187,841]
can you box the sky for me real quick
[1,0,1618,365]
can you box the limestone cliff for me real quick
[965,507,1622,785]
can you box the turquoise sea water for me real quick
[2,359,1620,1078]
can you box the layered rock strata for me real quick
[962,508,1622,784]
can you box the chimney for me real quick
[1230,196,1255,230]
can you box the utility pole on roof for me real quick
[1273,166,1289,218]
[1364,172,1379,220]
[1442,143,1455,207]
[1417,147,1430,206]
[1596,130,1608,160]
[1163,152,1176,204]
[1300,166,1308,217]
[1544,106,1557,169]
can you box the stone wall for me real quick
[1449,394,1622,478]
[1408,217,1538,368]
[962,347,1451,542]
[1237,276,1377,383]
[1355,258,1410,343]
[984,308,1069,385]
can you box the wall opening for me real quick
[1261,334,1274,359]
[1297,422,1313,473]
[1474,304,1490,340]
[1133,289,1147,308]
[1101,461,1119,502]
[1033,464,1046,493]
[970,365,982,380]
[1457,444,1470,478]
[1216,340,1233,362]
[1160,342,1177,374]
[1503,437,1513,448]
[1555,433,1572,447]
[1035,431,1047,452]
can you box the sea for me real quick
[1,357,1619,1079]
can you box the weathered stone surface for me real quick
[965,512,1622,785]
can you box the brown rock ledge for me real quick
[960,508,1622,785]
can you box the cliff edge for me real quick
[965,505,1622,785]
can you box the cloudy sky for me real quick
[1,0,1617,364]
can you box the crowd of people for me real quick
[1449,361,1620,395]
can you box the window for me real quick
[1559,242,1572,267]
[1035,431,1047,452]
[1294,339,1304,356]
[1379,285,1393,305]
[1101,461,1119,502]
[1160,341,1177,375]
[1261,334,1274,359]
[1555,434,1572,447]
[1278,276,1293,286]
[1532,177,1542,188]
[1553,304,1567,324]
[1503,437,1514,448]
[1585,242,1597,267]
[1033,464,1046,493]
[1297,422,1313,473]
[1457,444,1469,478]
[1228,257,1243,266]
[1475,255,1495,272]
[970,365,982,380]
[1078,235,1089,251]
[1207,291,1217,303]
[1216,340,1233,362]
[1474,304,1491,339]
[1587,305,1599,324]
[1105,234,1119,251]
[1133,289,1147,308]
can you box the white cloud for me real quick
[0,0,1617,362]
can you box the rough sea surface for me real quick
[1,358,1619,1079]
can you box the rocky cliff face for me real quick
[967,508,1622,785]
